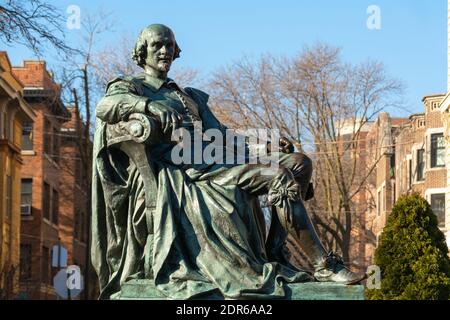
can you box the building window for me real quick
[43,182,51,221]
[391,180,396,203]
[75,209,87,243]
[52,127,59,163]
[75,209,87,242]
[74,209,80,240]
[6,175,12,220]
[81,211,87,243]
[417,149,425,181]
[389,151,395,178]
[75,160,82,187]
[20,244,32,281]
[43,183,59,225]
[408,159,412,189]
[430,133,445,168]
[52,189,59,225]
[44,119,52,155]
[377,187,385,216]
[21,122,33,150]
[41,246,50,284]
[430,194,445,229]
[20,179,33,215]
[431,101,440,110]
[376,233,381,247]
[377,191,380,216]
[417,120,426,128]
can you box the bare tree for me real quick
[208,43,403,268]
[90,34,140,91]
[53,10,116,300]
[0,0,75,56]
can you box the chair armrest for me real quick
[104,113,159,230]
[106,113,161,148]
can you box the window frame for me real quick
[21,121,34,151]
[42,182,51,221]
[20,244,32,281]
[430,193,446,229]
[52,188,59,225]
[430,133,445,168]
[41,246,50,285]
[5,174,12,220]
[416,149,425,181]
[20,178,33,216]
[43,118,52,155]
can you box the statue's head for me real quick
[132,24,181,76]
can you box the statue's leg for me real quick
[267,153,327,263]
[265,205,311,272]
[265,206,288,263]
[212,160,324,265]
[212,158,323,262]
[276,152,313,200]
[267,167,327,264]
[272,199,364,284]
[267,163,364,284]
[212,158,364,284]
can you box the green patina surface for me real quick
[92,24,365,300]
[114,279,365,300]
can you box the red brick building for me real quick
[11,61,92,299]
[59,106,94,299]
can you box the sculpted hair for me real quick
[132,24,181,69]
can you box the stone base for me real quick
[114,279,365,300]
[284,282,365,300]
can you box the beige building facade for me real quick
[396,95,447,232]
[364,94,449,266]
[437,0,450,248]
[0,52,35,298]
[364,113,408,265]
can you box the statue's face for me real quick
[144,28,176,74]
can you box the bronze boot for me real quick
[313,251,365,285]
[272,197,364,285]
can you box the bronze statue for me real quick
[91,24,364,300]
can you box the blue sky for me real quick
[3,0,448,115]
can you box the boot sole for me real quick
[314,273,367,285]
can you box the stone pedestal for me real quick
[285,282,365,300]
[114,279,365,300]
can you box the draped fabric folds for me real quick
[91,119,312,299]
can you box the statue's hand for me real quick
[279,137,295,154]
[147,101,183,134]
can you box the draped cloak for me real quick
[91,74,313,299]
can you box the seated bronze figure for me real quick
[91,24,363,300]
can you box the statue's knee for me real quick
[268,167,301,206]
[273,166,295,183]
[289,153,313,177]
